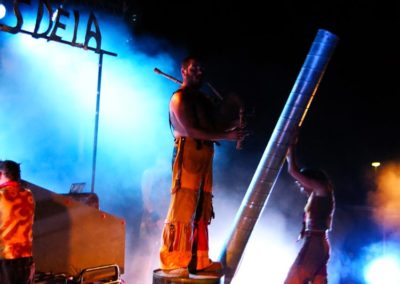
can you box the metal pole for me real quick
[91,52,103,193]
[219,29,339,283]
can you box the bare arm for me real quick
[170,92,241,141]
[286,143,328,196]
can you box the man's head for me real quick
[181,56,204,88]
[0,160,21,182]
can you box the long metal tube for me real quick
[219,29,339,283]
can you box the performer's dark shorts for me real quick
[0,256,35,284]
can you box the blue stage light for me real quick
[364,255,400,284]
[0,4,6,19]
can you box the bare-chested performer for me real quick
[159,56,243,277]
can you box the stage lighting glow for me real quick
[227,219,296,284]
[364,255,400,284]
[0,4,6,19]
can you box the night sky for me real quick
[127,0,400,206]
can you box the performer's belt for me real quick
[303,230,327,237]
[175,137,216,148]
[196,139,215,147]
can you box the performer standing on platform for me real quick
[0,160,35,284]
[159,56,243,277]
[284,134,335,284]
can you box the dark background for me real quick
[47,0,400,207]
[122,0,400,206]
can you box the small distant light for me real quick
[0,4,6,19]
[371,162,381,168]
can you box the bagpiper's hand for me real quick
[225,127,248,141]
[236,126,252,150]
[225,128,240,141]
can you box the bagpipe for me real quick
[154,67,250,149]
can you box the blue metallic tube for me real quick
[219,29,339,283]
